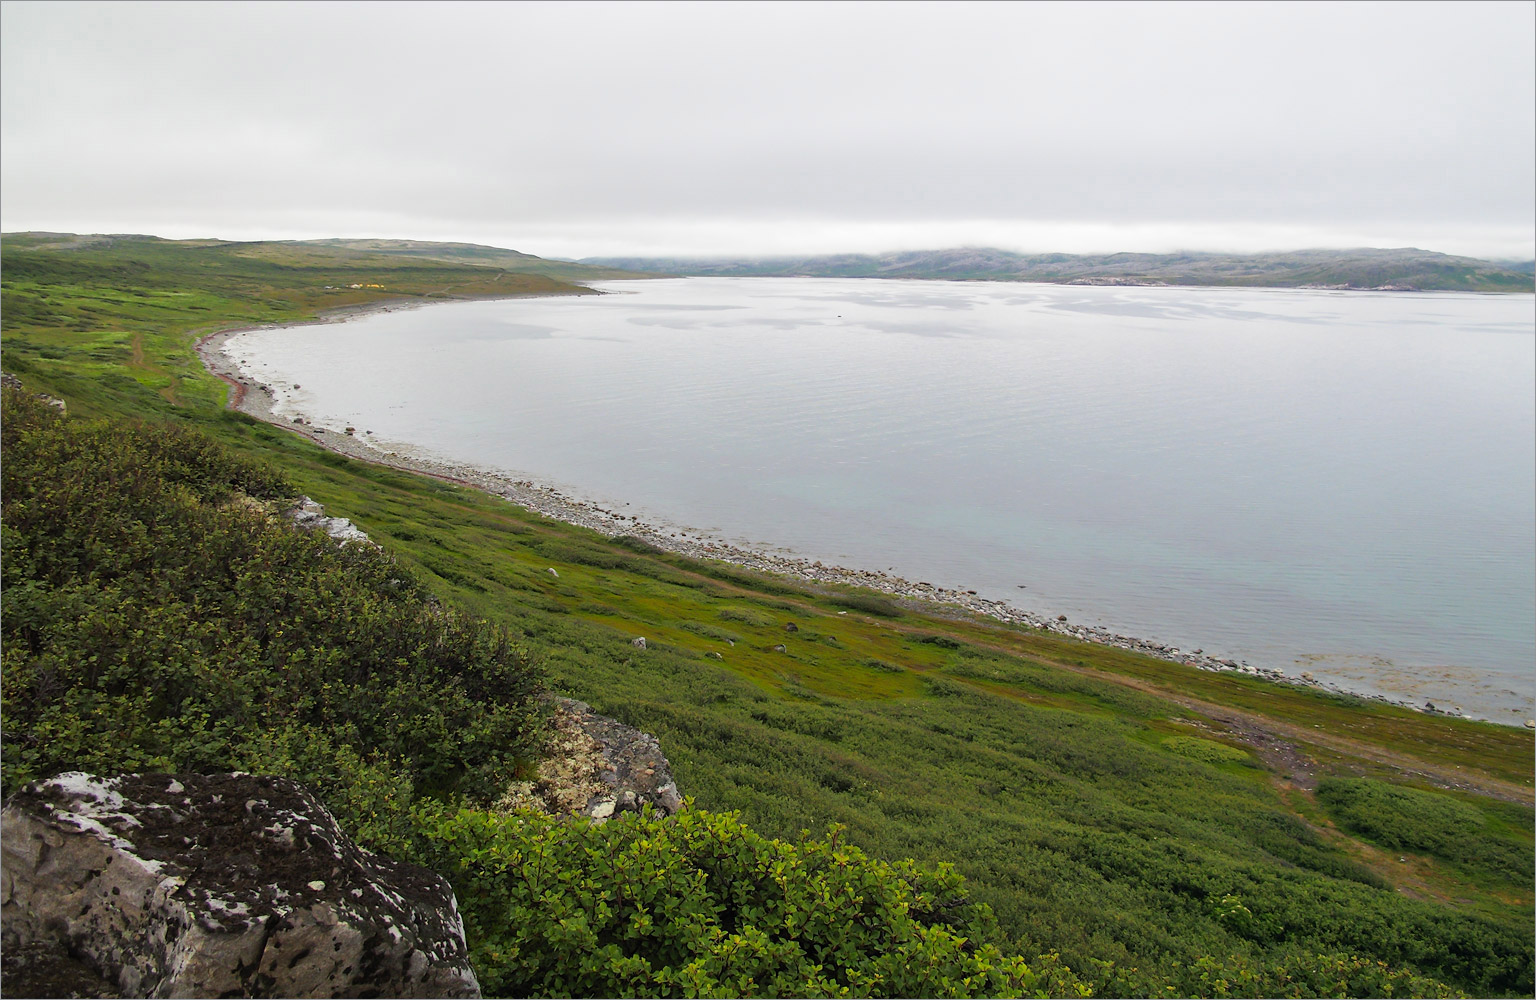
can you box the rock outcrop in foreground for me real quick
[2,772,480,999]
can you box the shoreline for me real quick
[195,297,1522,728]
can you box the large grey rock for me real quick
[287,495,373,545]
[496,699,683,821]
[1,772,479,998]
[560,699,684,819]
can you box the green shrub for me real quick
[828,593,903,617]
[680,620,741,643]
[612,534,665,554]
[719,606,775,628]
[695,563,805,596]
[414,805,1091,998]
[925,677,968,699]
[0,390,545,801]
[1165,948,1463,998]
[1162,735,1251,765]
[535,538,633,570]
[1316,778,1532,883]
[236,722,420,855]
[1237,810,1386,888]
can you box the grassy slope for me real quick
[3,234,1531,995]
[289,237,647,282]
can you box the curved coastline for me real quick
[195,300,1513,726]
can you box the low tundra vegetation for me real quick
[7,385,1528,999]
[0,390,1081,997]
[3,235,1533,998]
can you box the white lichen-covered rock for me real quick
[495,698,684,822]
[287,495,373,545]
[561,699,683,820]
[1,772,479,999]
[1,370,68,411]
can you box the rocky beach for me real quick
[197,306,1508,724]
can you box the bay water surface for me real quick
[225,278,1536,722]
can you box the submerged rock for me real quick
[1,772,479,998]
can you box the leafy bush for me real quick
[0,390,544,801]
[828,593,903,617]
[719,606,775,628]
[535,538,634,570]
[1162,735,1251,765]
[1316,777,1532,883]
[414,805,1090,998]
[1237,810,1386,889]
[612,534,666,554]
[925,677,968,698]
[1167,948,1463,998]
[680,620,742,643]
[694,562,806,596]
[236,722,421,855]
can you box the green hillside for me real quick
[3,234,1531,998]
[291,236,647,281]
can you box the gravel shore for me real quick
[196,305,1477,722]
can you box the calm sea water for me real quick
[227,279,1536,722]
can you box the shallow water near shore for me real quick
[224,278,1536,722]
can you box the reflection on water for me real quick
[227,279,1536,722]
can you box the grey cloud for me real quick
[2,1,1531,257]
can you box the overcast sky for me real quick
[3,1,1532,259]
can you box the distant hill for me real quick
[0,233,645,353]
[1,233,647,284]
[583,246,1535,292]
[291,237,644,281]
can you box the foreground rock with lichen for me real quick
[1,772,480,999]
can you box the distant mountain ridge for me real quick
[1,233,646,283]
[582,246,1535,292]
[264,237,649,282]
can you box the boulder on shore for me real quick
[1,772,480,999]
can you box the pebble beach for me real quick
[196,302,1500,724]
